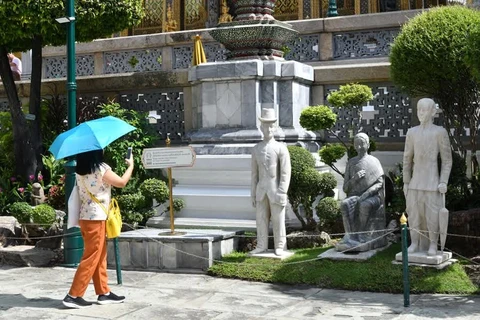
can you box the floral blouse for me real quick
[76,163,112,221]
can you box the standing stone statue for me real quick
[250,108,291,256]
[403,98,452,257]
[335,133,387,252]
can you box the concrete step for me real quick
[147,217,257,232]
[172,154,252,186]
[169,185,255,220]
[172,169,251,186]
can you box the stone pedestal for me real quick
[248,249,294,260]
[107,228,243,272]
[319,245,390,261]
[187,59,316,146]
[395,251,453,266]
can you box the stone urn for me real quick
[210,0,297,60]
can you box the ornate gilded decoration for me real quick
[165,4,178,32]
[274,0,301,21]
[218,0,233,23]
[133,0,165,35]
[184,0,208,30]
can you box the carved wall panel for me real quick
[118,90,185,141]
[284,34,320,61]
[104,49,163,74]
[44,55,95,79]
[324,83,412,142]
[0,99,9,112]
[333,28,399,59]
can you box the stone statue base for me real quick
[395,251,453,266]
[248,249,294,260]
[335,236,388,253]
[319,245,390,262]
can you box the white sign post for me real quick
[141,143,196,234]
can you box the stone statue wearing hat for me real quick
[403,98,452,257]
[250,108,292,256]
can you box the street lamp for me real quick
[327,0,339,17]
[56,0,82,267]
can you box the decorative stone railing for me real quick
[40,10,421,79]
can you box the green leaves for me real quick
[319,144,346,167]
[327,83,373,108]
[299,105,337,131]
[390,6,480,98]
[0,0,144,51]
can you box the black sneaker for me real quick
[62,295,92,309]
[97,292,125,305]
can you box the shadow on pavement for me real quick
[0,294,65,310]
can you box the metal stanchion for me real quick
[113,238,122,285]
[400,213,410,307]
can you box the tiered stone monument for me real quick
[148,0,317,230]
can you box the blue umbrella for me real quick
[49,116,136,160]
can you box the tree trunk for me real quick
[29,36,44,176]
[0,47,37,181]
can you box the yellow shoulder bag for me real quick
[81,179,122,239]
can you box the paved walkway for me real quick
[0,266,479,320]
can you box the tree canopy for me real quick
[390,6,480,173]
[0,0,143,181]
[0,0,144,51]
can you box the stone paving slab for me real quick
[0,266,479,320]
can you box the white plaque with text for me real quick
[141,147,196,169]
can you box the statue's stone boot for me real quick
[249,248,266,254]
[274,249,283,256]
[427,243,437,256]
[407,243,418,253]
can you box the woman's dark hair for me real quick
[76,150,104,175]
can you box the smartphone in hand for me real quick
[125,147,132,159]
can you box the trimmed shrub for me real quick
[390,6,480,186]
[31,204,56,225]
[316,197,341,230]
[8,202,34,224]
[139,178,169,204]
[299,105,337,131]
[327,83,373,108]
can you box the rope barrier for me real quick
[411,228,480,240]
[118,226,397,267]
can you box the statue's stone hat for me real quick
[259,108,277,123]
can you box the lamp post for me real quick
[327,0,339,17]
[58,0,83,266]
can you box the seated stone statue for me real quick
[30,182,46,206]
[335,133,387,252]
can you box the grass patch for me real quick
[208,243,479,294]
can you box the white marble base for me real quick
[395,251,453,265]
[318,245,390,262]
[392,258,457,270]
[248,249,294,260]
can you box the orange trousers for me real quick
[69,220,110,297]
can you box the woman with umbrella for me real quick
[62,149,134,308]
[49,116,136,308]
